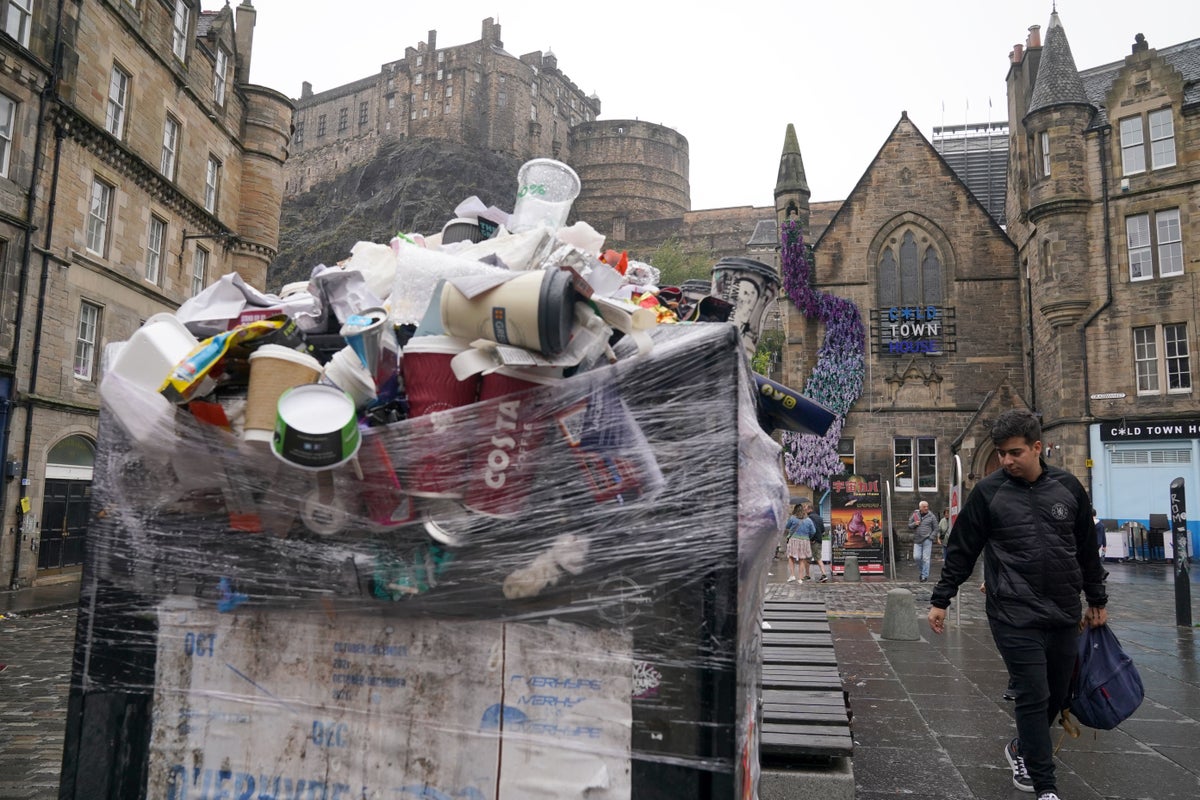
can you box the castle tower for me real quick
[775,123,811,228]
[233,85,294,289]
[1008,12,1098,447]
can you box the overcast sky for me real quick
[243,0,1200,211]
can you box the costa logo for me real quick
[483,399,522,489]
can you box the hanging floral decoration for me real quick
[779,219,866,490]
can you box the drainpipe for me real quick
[1079,125,1115,496]
[6,1,66,590]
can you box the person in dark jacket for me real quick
[807,504,831,583]
[927,409,1108,800]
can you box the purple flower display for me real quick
[778,219,865,490]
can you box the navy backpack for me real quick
[1069,624,1145,730]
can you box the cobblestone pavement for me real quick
[0,608,75,800]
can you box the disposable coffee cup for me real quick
[401,335,479,416]
[322,346,378,410]
[440,217,485,245]
[340,306,388,375]
[465,367,561,518]
[401,335,479,498]
[440,269,576,356]
[271,384,361,470]
[508,158,581,233]
[245,345,323,443]
[711,257,781,357]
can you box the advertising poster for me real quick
[829,474,885,574]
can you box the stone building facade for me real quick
[778,12,1200,553]
[0,0,291,588]
[284,18,603,197]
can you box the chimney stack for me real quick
[1027,25,1041,49]
[301,81,312,99]
[234,1,256,84]
[1012,43,1024,63]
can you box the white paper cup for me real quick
[439,269,575,356]
[322,346,378,409]
[271,384,361,470]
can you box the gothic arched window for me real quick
[878,228,943,308]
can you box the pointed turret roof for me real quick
[775,123,810,198]
[1027,12,1092,115]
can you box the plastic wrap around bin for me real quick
[59,323,787,800]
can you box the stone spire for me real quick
[1027,12,1091,116]
[775,123,810,225]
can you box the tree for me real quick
[643,238,714,287]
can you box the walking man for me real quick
[927,409,1108,800]
[908,500,938,582]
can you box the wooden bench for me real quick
[759,598,853,766]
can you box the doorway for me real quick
[37,435,95,572]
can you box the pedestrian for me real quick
[807,503,831,583]
[908,500,938,582]
[927,409,1108,800]
[785,503,815,582]
[1093,508,1106,561]
[938,508,951,545]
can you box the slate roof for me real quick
[1027,12,1091,115]
[1080,36,1200,128]
[197,11,217,40]
[747,219,778,247]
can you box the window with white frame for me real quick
[1039,131,1051,178]
[414,73,422,85]
[4,0,32,47]
[0,93,14,178]
[171,0,189,62]
[160,115,179,178]
[191,247,208,297]
[1134,324,1191,395]
[86,178,113,256]
[1121,109,1177,175]
[894,437,937,492]
[146,216,166,285]
[74,301,101,380]
[204,156,220,213]
[213,47,228,106]
[105,65,130,137]
[1127,208,1183,281]
[1149,108,1176,169]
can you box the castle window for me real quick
[1134,323,1191,395]
[531,81,538,97]
[294,121,304,144]
[411,109,417,120]
[445,86,453,98]
[416,55,423,67]
[317,115,326,136]
[338,108,348,132]
[1038,131,1050,178]
[359,101,369,125]
[191,247,209,297]
[437,69,443,81]
[146,216,166,286]
[415,73,423,85]
[499,76,506,85]
[421,108,428,118]
[498,91,507,108]
[530,105,537,122]
[387,97,395,109]
[423,90,429,101]
[160,115,179,179]
[474,72,481,83]
[1126,208,1182,280]
[877,228,943,307]
[444,102,451,113]
[204,156,220,213]
[437,51,444,64]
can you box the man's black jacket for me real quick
[930,461,1107,628]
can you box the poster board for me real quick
[829,474,885,574]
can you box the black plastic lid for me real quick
[537,269,576,356]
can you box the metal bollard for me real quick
[843,554,860,582]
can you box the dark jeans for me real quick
[989,619,1079,794]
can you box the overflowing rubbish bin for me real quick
[58,159,838,798]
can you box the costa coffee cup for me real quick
[244,345,323,443]
[401,335,478,497]
[439,269,576,356]
[271,384,362,470]
[710,257,781,358]
[464,367,561,518]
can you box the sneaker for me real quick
[786,576,797,583]
[818,575,829,583]
[1005,737,1034,793]
[1003,687,1017,701]
[1036,793,1060,800]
